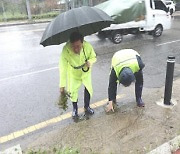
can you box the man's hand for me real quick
[106,101,114,112]
[60,87,65,94]
[85,61,91,68]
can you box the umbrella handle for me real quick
[82,67,89,72]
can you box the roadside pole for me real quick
[26,0,32,20]
[65,0,69,10]
[70,0,75,9]
[164,56,175,105]
[1,1,7,22]
[89,0,93,6]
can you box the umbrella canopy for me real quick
[40,6,113,47]
[95,0,146,24]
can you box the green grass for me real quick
[26,147,80,154]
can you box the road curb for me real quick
[0,144,22,154]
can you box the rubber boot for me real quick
[84,106,94,115]
[84,88,94,115]
[135,83,145,107]
[72,102,78,118]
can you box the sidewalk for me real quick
[22,78,180,154]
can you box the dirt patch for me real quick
[24,79,180,154]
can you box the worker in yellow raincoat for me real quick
[59,32,96,118]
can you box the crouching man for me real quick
[106,49,145,112]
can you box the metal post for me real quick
[26,0,32,20]
[1,1,7,22]
[71,0,75,8]
[164,56,175,105]
[65,0,68,10]
[89,0,93,6]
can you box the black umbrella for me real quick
[40,6,113,47]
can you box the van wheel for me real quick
[110,31,123,44]
[153,25,163,37]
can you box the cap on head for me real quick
[119,67,135,87]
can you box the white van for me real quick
[98,0,171,44]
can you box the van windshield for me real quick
[154,0,168,12]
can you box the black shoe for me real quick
[72,109,79,118]
[84,107,94,115]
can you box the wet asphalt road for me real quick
[0,18,180,148]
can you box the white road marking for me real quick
[156,39,180,46]
[0,67,58,82]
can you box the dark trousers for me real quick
[135,70,143,101]
[72,87,90,109]
[84,87,90,108]
[134,70,143,85]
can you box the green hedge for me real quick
[32,12,59,20]
[0,11,59,22]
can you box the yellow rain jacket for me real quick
[59,41,96,102]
